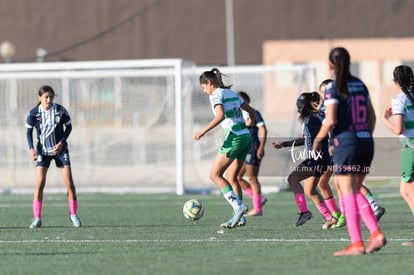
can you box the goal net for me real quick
[0,60,316,194]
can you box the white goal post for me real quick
[0,59,196,195]
[0,60,316,195]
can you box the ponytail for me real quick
[199,68,232,89]
[297,91,321,122]
[393,65,414,106]
[329,47,352,98]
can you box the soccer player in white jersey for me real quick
[26,85,81,228]
[382,65,414,246]
[194,68,255,228]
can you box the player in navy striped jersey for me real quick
[273,92,336,229]
[313,47,385,256]
[235,91,268,217]
[382,65,414,246]
[26,85,81,228]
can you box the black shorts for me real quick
[245,142,261,166]
[297,158,330,177]
[333,136,373,174]
[36,147,71,168]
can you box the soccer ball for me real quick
[183,199,204,221]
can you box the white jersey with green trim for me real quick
[209,88,249,136]
[392,91,414,139]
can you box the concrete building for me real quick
[1,0,414,65]
[262,38,414,136]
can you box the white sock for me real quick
[223,191,241,210]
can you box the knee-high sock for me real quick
[221,185,241,210]
[316,201,332,220]
[68,199,78,215]
[236,193,243,201]
[364,191,379,211]
[339,198,345,215]
[294,193,308,213]
[33,200,42,219]
[244,187,253,199]
[343,193,362,243]
[324,196,339,214]
[252,194,262,213]
[356,192,379,234]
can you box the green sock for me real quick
[220,185,233,195]
[365,192,379,211]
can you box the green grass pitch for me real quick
[0,184,413,275]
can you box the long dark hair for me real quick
[329,47,352,98]
[296,91,321,122]
[238,91,250,103]
[199,68,232,89]
[393,65,414,106]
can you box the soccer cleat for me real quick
[374,206,386,222]
[295,211,312,226]
[222,215,247,228]
[70,214,82,227]
[220,218,233,228]
[237,216,247,227]
[322,217,337,230]
[332,215,346,229]
[331,211,341,220]
[221,204,248,229]
[29,218,42,229]
[220,215,246,228]
[366,231,387,254]
[230,204,248,228]
[333,242,365,256]
[261,196,268,206]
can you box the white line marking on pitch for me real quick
[0,238,411,244]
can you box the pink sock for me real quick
[33,200,42,219]
[339,199,345,215]
[324,197,339,214]
[252,194,262,213]
[294,193,308,213]
[343,193,362,243]
[316,202,332,220]
[356,191,379,234]
[68,199,78,215]
[244,187,253,198]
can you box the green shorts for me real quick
[219,133,252,160]
[400,147,414,183]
